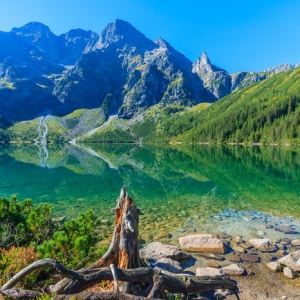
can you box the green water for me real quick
[1,143,300,240]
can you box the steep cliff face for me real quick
[53,20,207,118]
[192,52,231,100]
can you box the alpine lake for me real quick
[1,143,300,246]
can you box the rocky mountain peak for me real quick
[12,21,52,36]
[200,51,210,65]
[155,37,170,49]
[92,19,155,51]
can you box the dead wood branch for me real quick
[1,258,83,292]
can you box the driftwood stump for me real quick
[0,186,239,299]
[51,186,144,293]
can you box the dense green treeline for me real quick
[169,68,300,144]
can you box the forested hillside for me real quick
[84,67,300,145]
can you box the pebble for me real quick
[232,235,243,243]
[232,244,245,253]
[207,261,221,268]
[264,253,277,261]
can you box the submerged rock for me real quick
[278,250,300,271]
[140,242,192,263]
[179,234,225,253]
[241,253,260,262]
[248,238,277,252]
[291,240,300,246]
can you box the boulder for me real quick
[278,250,300,271]
[248,238,277,252]
[140,242,192,263]
[267,262,280,272]
[179,234,225,253]
[221,264,244,276]
[152,257,182,273]
[283,267,295,279]
[196,267,223,276]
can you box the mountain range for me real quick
[0,19,299,144]
[1,19,298,121]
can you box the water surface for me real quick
[1,143,300,241]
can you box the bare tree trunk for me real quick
[52,186,144,293]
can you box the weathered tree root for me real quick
[1,261,238,298]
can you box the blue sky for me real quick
[0,0,299,73]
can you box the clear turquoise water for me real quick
[1,143,300,240]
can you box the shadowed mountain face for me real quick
[0,20,298,122]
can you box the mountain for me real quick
[1,19,299,144]
[95,67,300,145]
[1,19,297,125]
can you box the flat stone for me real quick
[226,254,241,263]
[241,253,260,263]
[292,240,300,246]
[140,242,192,263]
[267,262,280,272]
[152,257,182,273]
[240,241,253,249]
[207,261,221,268]
[257,230,265,236]
[283,267,295,279]
[179,234,225,253]
[221,264,244,276]
[279,250,300,271]
[232,244,245,253]
[196,267,223,276]
[248,238,277,252]
[276,250,288,257]
[274,226,298,234]
[232,236,243,243]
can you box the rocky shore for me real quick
[139,232,300,299]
